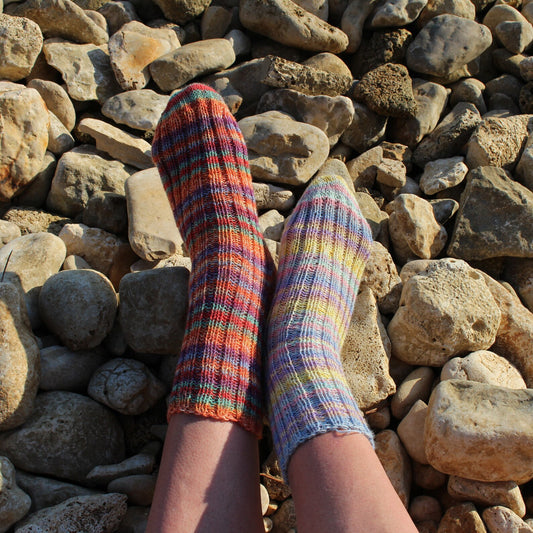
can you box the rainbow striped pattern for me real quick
[267,175,375,479]
[152,83,273,438]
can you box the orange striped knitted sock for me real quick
[151,83,274,438]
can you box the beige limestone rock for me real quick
[391,367,434,420]
[481,272,533,387]
[376,158,407,188]
[252,182,295,211]
[503,258,533,311]
[108,21,180,91]
[0,456,31,533]
[466,115,532,171]
[419,156,468,195]
[258,209,285,242]
[0,14,43,82]
[9,0,109,45]
[47,111,75,156]
[0,221,21,246]
[15,493,128,532]
[341,0,379,53]
[150,39,235,92]
[240,0,348,53]
[341,288,396,411]
[388,259,501,366]
[386,194,447,264]
[43,41,121,103]
[239,111,329,186]
[409,495,442,524]
[346,146,382,189]
[0,86,49,201]
[39,269,118,351]
[125,168,182,261]
[201,6,232,39]
[374,430,411,507]
[448,477,526,517]
[360,240,402,315]
[438,502,487,533]
[303,52,351,77]
[413,462,446,491]
[341,102,388,153]
[0,283,40,432]
[482,506,533,533]
[425,380,533,483]
[78,118,153,170]
[0,232,66,328]
[441,350,527,389]
[59,223,136,285]
[354,191,388,241]
[397,400,428,464]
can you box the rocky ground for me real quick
[1,0,533,531]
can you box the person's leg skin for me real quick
[147,83,273,533]
[267,175,417,532]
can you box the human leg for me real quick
[266,175,417,532]
[147,83,273,532]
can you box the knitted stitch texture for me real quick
[267,174,375,479]
[151,83,273,438]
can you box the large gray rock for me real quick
[257,88,354,146]
[447,166,533,261]
[108,21,180,91]
[239,111,329,186]
[0,86,49,202]
[125,168,182,261]
[43,41,121,103]
[341,288,396,411]
[240,0,349,53]
[9,0,108,45]
[0,391,125,483]
[39,269,118,350]
[341,102,387,153]
[0,456,31,533]
[46,145,135,217]
[341,0,379,53]
[0,232,66,329]
[150,38,235,92]
[0,14,43,82]
[15,493,128,533]
[370,0,427,28]
[39,345,107,392]
[101,90,169,132]
[425,380,533,484]
[119,268,189,355]
[406,15,492,77]
[0,283,40,432]
[388,259,501,366]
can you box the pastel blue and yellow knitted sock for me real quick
[267,175,375,480]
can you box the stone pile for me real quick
[1,0,533,531]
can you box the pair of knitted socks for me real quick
[152,83,374,479]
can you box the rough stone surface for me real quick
[438,502,487,533]
[441,350,527,389]
[119,268,189,355]
[239,111,329,186]
[388,259,501,366]
[0,391,124,483]
[152,0,211,24]
[341,102,388,153]
[419,156,468,195]
[354,63,417,118]
[15,493,128,533]
[39,269,118,350]
[425,380,533,483]
[252,182,295,211]
[482,506,533,533]
[0,14,43,82]
[447,166,533,261]
[341,288,396,411]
